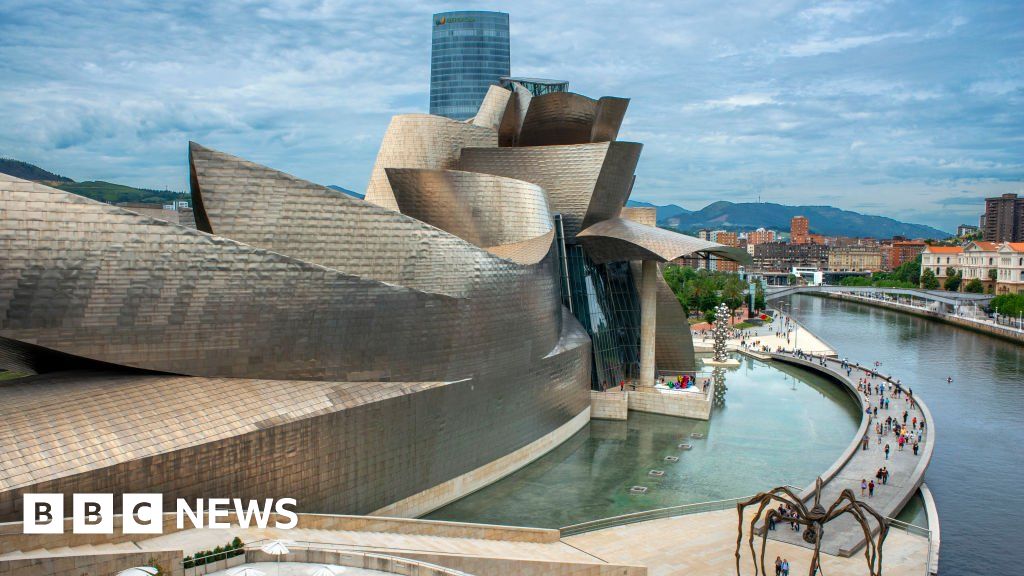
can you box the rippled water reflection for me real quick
[425,356,859,528]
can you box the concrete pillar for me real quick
[639,259,658,387]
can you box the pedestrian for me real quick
[913,442,920,456]
[782,559,790,576]
[769,513,777,531]
[884,444,890,460]
[903,410,908,424]
[861,479,867,495]
[775,556,782,576]
[882,467,888,484]
[868,480,875,497]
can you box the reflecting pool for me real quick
[425,355,860,528]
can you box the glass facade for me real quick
[430,11,510,120]
[562,243,642,391]
[500,77,570,96]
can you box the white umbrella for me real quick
[226,568,266,576]
[260,540,290,576]
[116,568,158,576]
[308,566,346,576]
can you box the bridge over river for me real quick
[764,285,993,313]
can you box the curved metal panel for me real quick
[498,81,532,146]
[189,142,517,297]
[385,168,552,259]
[517,92,598,146]
[591,97,630,142]
[459,141,642,239]
[485,229,556,264]
[577,217,752,265]
[364,114,498,211]
[0,175,563,382]
[512,92,629,146]
[655,268,697,373]
[0,310,590,519]
[470,85,512,132]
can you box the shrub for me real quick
[964,278,984,293]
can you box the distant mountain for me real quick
[647,200,949,239]
[0,158,72,184]
[626,200,690,221]
[328,185,364,200]
[0,159,188,205]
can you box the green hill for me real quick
[0,158,72,183]
[626,200,690,221]
[0,158,188,205]
[55,181,187,205]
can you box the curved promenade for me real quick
[767,351,935,559]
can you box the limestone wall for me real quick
[590,391,628,420]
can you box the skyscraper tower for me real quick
[430,11,510,120]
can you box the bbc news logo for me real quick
[23,494,298,534]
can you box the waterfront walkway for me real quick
[766,352,934,557]
[694,311,836,356]
[824,291,1024,343]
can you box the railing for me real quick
[559,495,755,537]
[560,492,934,573]
[182,538,474,576]
[888,519,936,576]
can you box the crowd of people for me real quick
[851,360,926,498]
[766,502,802,532]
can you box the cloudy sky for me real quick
[1,0,1021,232]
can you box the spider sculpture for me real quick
[734,478,890,576]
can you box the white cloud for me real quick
[0,0,1018,234]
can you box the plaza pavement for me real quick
[564,508,929,576]
[694,312,836,356]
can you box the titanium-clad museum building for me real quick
[0,81,746,521]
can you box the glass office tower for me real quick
[430,11,510,120]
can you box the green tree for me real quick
[964,278,984,293]
[704,308,717,324]
[943,273,961,292]
[990,293,1024,316]
[721,276,745,320]
[840,276,872,287]
[920,268,939,289]
[988,268,998,281]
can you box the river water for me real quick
[786,294,1024,575]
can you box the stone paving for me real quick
[765,354,931,556]
[564,508,929,576]
[694,312,836,356]
[207,561,393,575]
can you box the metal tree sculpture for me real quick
[735,478,890,576]
[712,302,731,362]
